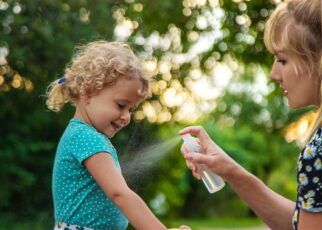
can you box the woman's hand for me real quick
[179,126,241,182]
[180,140,202,180]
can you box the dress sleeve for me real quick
[70,127,116,164]
[298,129,322,212]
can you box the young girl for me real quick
[180,0,322,229]
[46,41,186,230]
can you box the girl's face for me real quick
[81,78,145,138]
[269,51,320,109]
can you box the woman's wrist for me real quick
[224,162,252,186]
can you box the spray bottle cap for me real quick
[181,134,200,153]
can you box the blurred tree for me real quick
[0,0,307,227]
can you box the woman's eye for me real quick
[277,59,287,65]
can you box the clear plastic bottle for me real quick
[181,134,225,193]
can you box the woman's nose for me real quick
[269,63,281,82]
[269,71,278,81]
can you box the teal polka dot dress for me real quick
[52,118,128,230]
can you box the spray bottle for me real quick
[181,134,225,193]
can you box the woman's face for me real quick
[269,51,320,109]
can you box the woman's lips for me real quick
[280,85,288,96]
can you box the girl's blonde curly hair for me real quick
[46,41,149,112]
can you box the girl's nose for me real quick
[120,111,131,124]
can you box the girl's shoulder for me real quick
[62,119,117,158]
[69,118,101,136]
[64,118,113,147]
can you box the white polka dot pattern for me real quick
[52,119,128,230]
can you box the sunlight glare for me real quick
[0,75,4,85]
[213,63,232,88]
[11,74,22,88]
[142,102,157,123]
[161,88,184,107]
[174,101,200,123]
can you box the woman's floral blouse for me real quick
[292,127,322,229]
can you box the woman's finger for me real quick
[179,126,211,145]
[186,152,214,166]
[180,145,188,156]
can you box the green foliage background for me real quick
[0,0,306,228]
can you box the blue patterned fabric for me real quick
[52,118,128,230]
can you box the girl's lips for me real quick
[111,122,125,133]
[111,122,120,131]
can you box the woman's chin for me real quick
[287,101,308,110]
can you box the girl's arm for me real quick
[84,152,167,230]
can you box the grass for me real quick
[0,215,265,230]
[0,213,53,230]
[167,217,265,229]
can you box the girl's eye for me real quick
[117,103,124,109]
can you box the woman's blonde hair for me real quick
[264,0,322,142]
[46,41,149,112]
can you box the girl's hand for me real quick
[168,225,191,230]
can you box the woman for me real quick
[180,0,322,229]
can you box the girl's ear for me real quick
[80,93,91,104]
[85,94,92,104]
[80,82,94,103]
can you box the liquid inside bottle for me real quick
[181,134,225,193]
